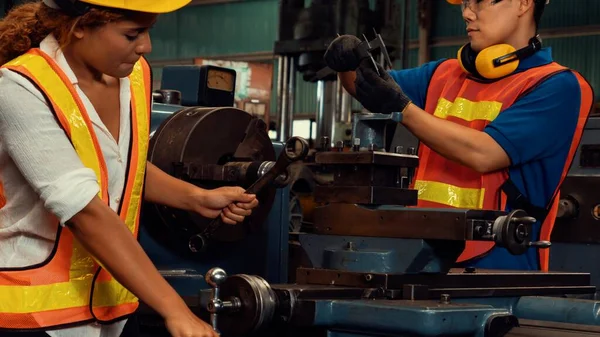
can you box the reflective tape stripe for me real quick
[121,60,150,234]
[414,180,485,209]
[434,97,502,122]
[0,277,138,313]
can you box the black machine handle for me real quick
[189,137,310,253]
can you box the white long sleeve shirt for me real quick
[0,34,134,337]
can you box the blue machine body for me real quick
[138,103,291,297]
[141,101,600,337]
[303,296,600,337]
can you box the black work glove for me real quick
[355,59,412,115]
[324,35,362,72]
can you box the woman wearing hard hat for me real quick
[0,1,259,336]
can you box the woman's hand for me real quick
[164,309,219,337]
[192,186,260,225]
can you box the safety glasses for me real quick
[461,0,504,13]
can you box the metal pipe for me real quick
[284,56,296,141]
[335,79,343,122]
[277,56,289,142]
[340,90,352,124]
[325,81,337,143]
[400,0,410,69]
[316,80,326,143]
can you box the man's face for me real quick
[74,13,158,78]
[462,0,521,52]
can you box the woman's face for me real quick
[73,12,157,78]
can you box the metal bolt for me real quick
[320,136,331,151]
[395,146,404,154]
[353,138,361,152]
[364,274,373,282]
[407,146,416,155]
[346,242,356,251]
[335,140,344,152]
[440,294,451,304]
[515,224,528,242]
[368,143,376,152]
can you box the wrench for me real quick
[189,136,310,252]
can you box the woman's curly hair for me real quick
[0,1,129,65]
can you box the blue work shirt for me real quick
[389,48,583,270]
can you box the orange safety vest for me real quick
[414,59,594,271]
[0,48,152,330]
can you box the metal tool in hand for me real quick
[313,30,394,82]
[370,28,394,72]
[189,136,310,253]
[361,34,380,76]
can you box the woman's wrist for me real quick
[177,183,206,212]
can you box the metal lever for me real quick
[205,268,241,334]
[206,268,226,334]
[511,216,551,249]
[529,241,551,248]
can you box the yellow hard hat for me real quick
[45,0,191,14]
[81,0,191,13]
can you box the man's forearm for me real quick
[67,197,188,320]
[144,161,198,211]
[401,104,510,173]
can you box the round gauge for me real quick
[207,68,235,92]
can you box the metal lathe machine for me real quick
[135,2,600,335]
[135,56,600,336]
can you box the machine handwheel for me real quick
[495,209,536,256]
[217,274,277,336]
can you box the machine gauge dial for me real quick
[207,68,235,92]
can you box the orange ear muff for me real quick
[475,44,519,79]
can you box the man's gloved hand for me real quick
[355,59,412,115]
[324,35,362,72]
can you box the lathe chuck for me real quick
[142,107,276,257]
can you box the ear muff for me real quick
[457,36,543,80]
[457,43,481,78]
[475,44,519,79]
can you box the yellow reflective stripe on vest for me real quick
[414,180,485,209]
[4,53,107,200]
[434,97,502,122]
[0,276,138,313]
[0,278,92,313]
[122,61,149,233]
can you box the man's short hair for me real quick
[534,0,548,30]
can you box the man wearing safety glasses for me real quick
[324,0,595,271]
